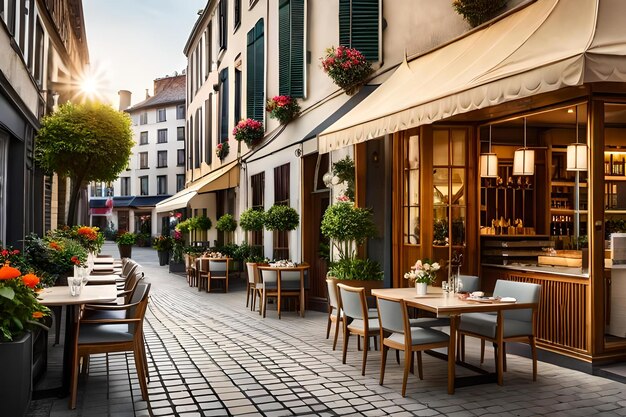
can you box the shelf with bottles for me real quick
[605,152,626,177]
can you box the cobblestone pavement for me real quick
[28,243,626,416]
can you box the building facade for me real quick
[0,0,89,247]
[156,0,476,308]
[89,74,187,238]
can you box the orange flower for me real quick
[49,241,62,251]
[32,311,44,319]
[21,273,40,288]
[77,226,97,240]
[0,263,21,280]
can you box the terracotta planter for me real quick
[118,244,132,258]
[0,332,33,417]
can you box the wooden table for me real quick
[371,287,536,394]
[86,274,120,285]
[257,264,309,318]
[36,284,118,398]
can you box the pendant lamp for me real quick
[480,125,498,177]
[567,105,587,171]
[513,117,535,176]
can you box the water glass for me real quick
[68,276,83,297]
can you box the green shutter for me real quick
[290,0,305,97]
[220,69,229,141]
[279,0,304,98]
[246,28,255,120]
[338,0,379,62]
[278,0,291,96]
[253,20,265,122]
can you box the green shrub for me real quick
[215,214,237,232]
[264,205,299,232]
[115,232,136,245]
[239,208,265,232]
[327,258,383,281]
[452,0,507,27]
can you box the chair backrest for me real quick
[128,282,151,334]
[209,259,228,277]
[337,283,367,320]
[458,275,480,293]
[120,260,137,279]
[246,262,257,284]
[123,267,144,302]
[197,258,209,273]
[376,296,405,334]
[261,269,277,287]
[326,279,338,310]
[493,279,541,322]
[280,270,301,290]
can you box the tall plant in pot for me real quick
[239,208,265,259]
[264,204,299,260]
[116,232,136,258]
[216,214,238,245]
[321,199,382,294]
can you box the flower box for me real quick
[266,96,300,124]
[233,119,264,147]
[321,46,373,95]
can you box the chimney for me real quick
[118,90,131,111]
[145,89,150,99]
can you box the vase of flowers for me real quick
[266,95,300,124]
[405,259,440,296]
[233,118,264,147]
[321,46,373,95]
[216,141,230,160]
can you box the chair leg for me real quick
[395,349,400,365]
[262,290,267,318]
[357,335,361,351]
[332,317,341,351]
[416,351,424,380]
[326,313,332,339]
[361,334,369,376]
[225,276,228,293]
[106,353,110,399]
[133,343,148,401]
[379,345,388,385]
[69,347,80,409]
[503,342,507,372]
[530,336,537,381]
[52,306,62,345]
[401,349,411,397]
[342,328,350,365]
[480,339,486,364]
[246,282,250,307]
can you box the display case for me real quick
[481,235,554,265]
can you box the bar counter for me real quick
[481,263,589,279]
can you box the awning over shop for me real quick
[318,0,626,153]
[113,196,135,207]
[155,160,239,213]
[131,195,170,208]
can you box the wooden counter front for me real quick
[481,264,591,360]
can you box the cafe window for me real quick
[403,135,420,245]
[140,131,148,145]
[157,129,168,143]
[139,152,148,169]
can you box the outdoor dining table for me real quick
[86,274,119,285]
[371,287,536,394]
[257,264,310,318]
[35,284,118,398]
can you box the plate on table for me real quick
[467,296,517,303]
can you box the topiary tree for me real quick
[239,208,265,232]
[35,101,133,225]
[321,201,377,261]
[215,214,237,232]
[264,205,300,232]
[452,0,507,27]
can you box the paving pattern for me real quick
[28,243,626,416]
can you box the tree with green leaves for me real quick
[35,102,133,226]
[453,0,507,27]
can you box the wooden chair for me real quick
[185,254,198,287]
[69,282,151,409]
[458,279,541,383]
[326,278,342,350]
[208,259,229,293]
[260,268,302,318]
[377,294,450,396]
[337,283,380,376]
[245,262,262,311]
[196,258,209,292]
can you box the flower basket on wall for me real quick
[216,141,230,160]
[321,46,373,95]
[233,119,264,147]
[266,96,300,124]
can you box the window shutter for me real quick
[338,0,379,62]
[279,0,305,97]
[220,69,229,141]
[247,20,265,122]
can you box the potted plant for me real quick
[453,0,507,27]
[216,141,230,160]
[266,95,300,124]
[321,46,373,95]
[0,262,50,417]
[233,118,264,147]
[216,214,237,244]
[321,200,382,294]
[115,232,136,258]
[169,230,187,273]
[240,208,265,254]
[24,233,87,286]
[153,235,173,266]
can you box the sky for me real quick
[82,0,206,108]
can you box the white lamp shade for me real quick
[513,148,535,176]
[480,153,498,177]
[566,143,587,171]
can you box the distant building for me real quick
[88,74,186,238]
[0,0,89,247]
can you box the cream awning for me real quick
[155,161,239,213]
[318,0,626,153]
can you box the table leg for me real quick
[448,314,457,395]
[300,271,305,318]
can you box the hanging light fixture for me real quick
[513,117,535,176]
[567,105,588,171]
[480,125,498,177]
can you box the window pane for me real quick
[177,126,185,141]
[433,210,449,246]
[407,135,419,169]
[433,130,449,166]
[451,168,465,206]
[451,206,466,246]
[433,168,448,206]
[404,207,420,245]
[451,128,466,166]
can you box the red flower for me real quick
[21,273,40,288]
[71,256,81,265]
[12,250,19,255]
[1,250,8,257]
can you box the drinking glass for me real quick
[68,276,83,296]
